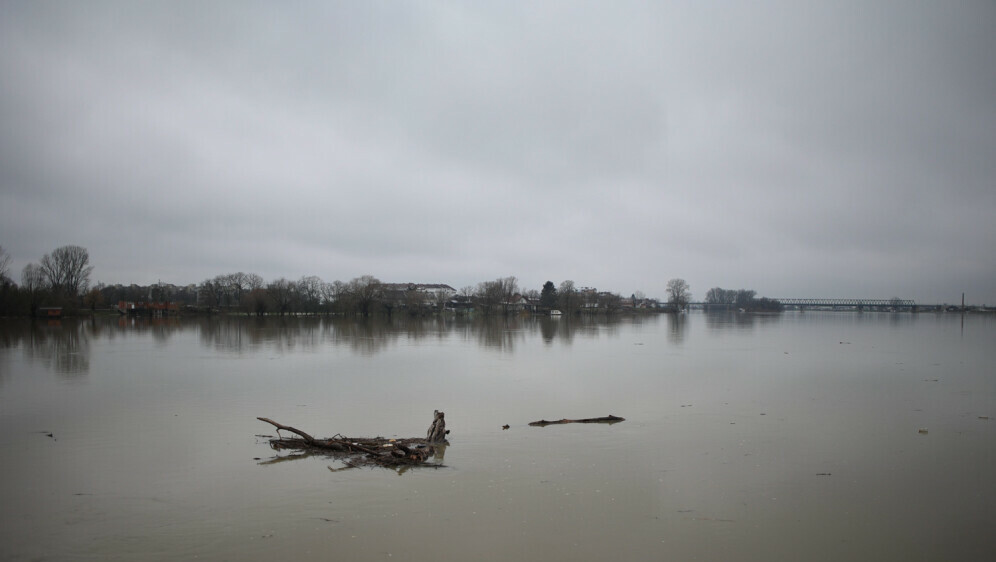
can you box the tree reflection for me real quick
[703,310,784,332]
[113,315,184,342]
[539,317,557,343]
[21,319,91,376]
[0,314,678,370]
[328,316,404,356]
[667,313,687,344]
[475,316,525,352]
[704,311,756,331]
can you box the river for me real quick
[1,311,993,561]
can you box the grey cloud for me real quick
[1,1,993,303]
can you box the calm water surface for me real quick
[1,312,993,561]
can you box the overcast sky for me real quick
[2,1,994,304]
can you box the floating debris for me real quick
[528,415,625,427]
[257,413,447,470]
[917,428,929,434]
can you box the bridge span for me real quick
[773,298,916,310]
[692,298,919,311]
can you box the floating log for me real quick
[528,414,625,427]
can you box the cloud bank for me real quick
[2,1,994,303]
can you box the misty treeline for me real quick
[162,274,672,317]
[704,287,783,312]
[2,244,776,317]
[0,245,697,317]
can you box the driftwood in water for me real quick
[256,417,318,444]
[426,410,449,443]
[528,414,625,427]
[256,413,445,469]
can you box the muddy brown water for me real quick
[1,312,993,561]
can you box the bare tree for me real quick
[598,292,622,313]
[216,272,256,314]
[198,278,221,308]
[325,280,350,313]
[213,274,236,307]
[267,278,296,315]
[297,275,323,314]
[705,287,755,306]
[226,272,249,308]
[39,245,93,297]
[705,287,730,304]
[21,263,46,291]
[475,276,518,316]
[21,263,47,315]
[244,273,265,291]
[475,280,500,315]
[246,288,270,316]
[498,276,518,315]
[320,280,342,314]
[735,289,756,308]
[0,245,11,284]
[347,275,382,316]
[666,278,691,310]
[558,280,578,313]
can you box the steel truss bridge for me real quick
[772,298,917,310]
[692,298,919,311]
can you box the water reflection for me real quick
[666,313,688,344]
[114,314,185,340]
[189,314,644,355]
[703,310,784,331]
[474,317,526,351]
[0,314,673,377]
[0,319,91,376]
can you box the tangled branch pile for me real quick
[257,413,447,470]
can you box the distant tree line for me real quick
[704,287,783,311]
[1,244,787,318]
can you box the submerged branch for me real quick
[257,417,317,444]
[528,414,625,427]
